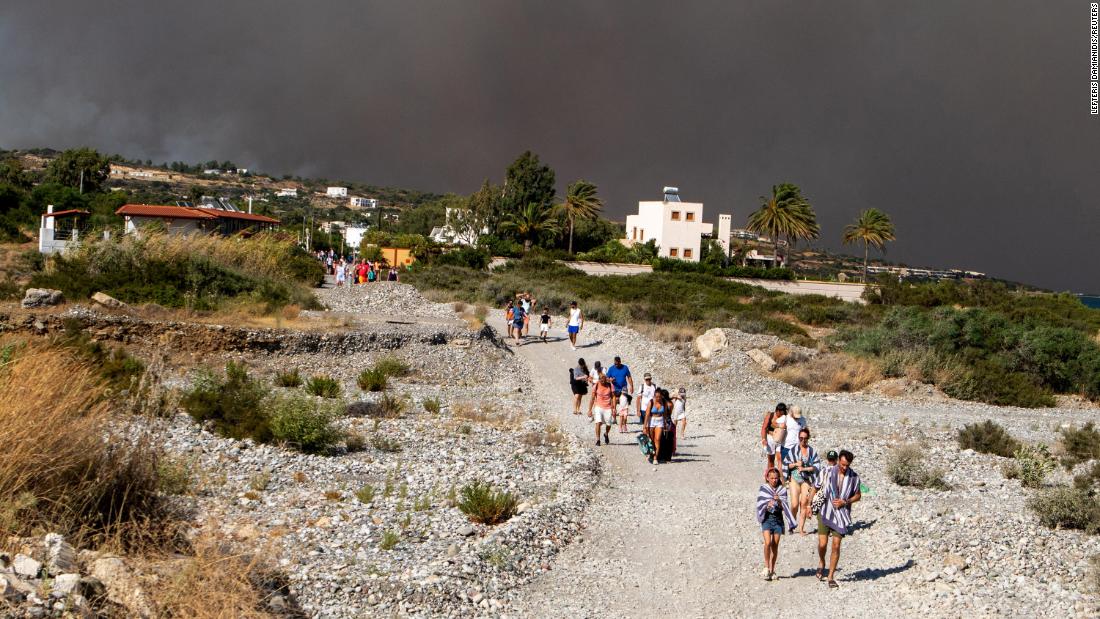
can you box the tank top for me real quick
[569,308,582,326]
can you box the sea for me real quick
[1080,295,1100,309]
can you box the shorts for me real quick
[648,417,667,429]
[761,520,785,535]
[571,381,588,396]
[539,323,549,333]
[567,325,579,334]
[672,409,687,422]
[592,406,613,425]
[817,516,844,538]
[512,321,524,330]
[766,437,780,455]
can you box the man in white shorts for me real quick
[588,367,615,446]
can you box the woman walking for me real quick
[783,428,821,534]
[643,389,672,465]
[570,358,590,415]
[671,387,688,455]
[756,467,796,581]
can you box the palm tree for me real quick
[747,183,819,266]
[559,180,603,254]
[500,202,560,253]
[842,208,896,283]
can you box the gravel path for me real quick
[505,320,909,618]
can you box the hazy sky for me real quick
[1,1,1096,290]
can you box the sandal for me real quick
[828,580,838,589]
[815,568,824,582]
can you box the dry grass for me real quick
[150,535,285,618]
[774,353,882,393]
[0,345,169,548]
[451,401,522,429]
[648,323,698,344]
[768,344,809,368]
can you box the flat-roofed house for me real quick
[326,186,348,198]
[116,204,280,237]
[623,187,714,262]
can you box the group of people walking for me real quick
[327,256,399,286]
[569,356,688,465]
[756,402,861,588]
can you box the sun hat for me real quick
[789,405,802,418]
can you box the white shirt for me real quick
[568,308,582,326]
[783,415,807,450]
[672,399,685,416]
[637,383,656,406]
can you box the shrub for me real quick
[886,444,950,490]
[423,397,442,415]
[356,484,376,504]
[1027,486,1100,533]
[943,360,1055,408]
[1001,460,1021,480]
[274,368,303,388]
[957,420,1021,457]
[346,394,408,419]
[457,481,518,525]
[371,435,402,453]
[56,318,145,394]
[305,375,342,398]
[182,362,271,442]
[156,455,194,495]
[345,433,367,452]
[774,353,881,392]
[1059,422,1100,469]
[357,368,388,392]
[1075,461,1100,491]
[268,395,343,454]
[379,530,400,550]
[435,246,491,270]
[1015,444,1056,488]
[374,356,411,378]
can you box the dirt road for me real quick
[507,322,907,618]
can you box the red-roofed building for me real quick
[39,205,91,254]
[116,204,280,237]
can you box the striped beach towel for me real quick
[756,484,797,531]
[819,466,860,535]
[782,444,821,485]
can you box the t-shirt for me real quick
[521,299,531,312]
[568,308,582,326]
[783,415,807,450]
[540,313,551,324]
[593,380,613,408]
[637,383,656,406]
[512,307,526,324]
[672,399,685,416]
[605,364,631,392]
[773,414,790,444]
[573,365,589,383]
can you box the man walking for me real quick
[817,450,861,588]
[588,366,614,446]
[566,301,583,350]
[636,372,656,423]
[604,356,634,420]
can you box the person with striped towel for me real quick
[783,427,822,535]
[756,467,796,581]
[816,449,862,588]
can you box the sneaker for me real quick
[761,568,770,580]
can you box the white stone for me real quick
[746,348,777,372]
[694,328,729,360]
[13,554,41,579]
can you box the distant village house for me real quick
[349,197,378,208]
[623,187,725,262]
[326,186,348,198]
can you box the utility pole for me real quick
[78,169,84,194]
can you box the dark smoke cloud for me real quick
[1,1,1096,290]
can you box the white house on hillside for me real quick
[623,187,719,262]
[349,197,378,208]
[275,187,298,197]
[326,186,348,198]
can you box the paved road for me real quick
[507,321,904,618]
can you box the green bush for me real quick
[355,484,376,504]
[379,530,400,550]
[434,247,490,270]
[423,397,442,415]
[1075,462,1100,491]
[374,356,411,378]
[457,481,518,525]
[274,368,303,388]
[305,375,342,398]
[56,318,145,394]
[1028,486,1100,533]
[1015,444,1056,489]
[943,359,1055,408]
[886,444,950,490]
[345,396,407,419]
[268,394,343,454]
[652,257,796,280]
[1059,422,1100,470]
[155,455,194,495]
[181,362,271,442]
[957,420,1021,457]
[357,368,387,392]
[371,435,403,453]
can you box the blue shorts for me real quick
[567,325,579,334]
[761,520,785,535]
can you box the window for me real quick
[631,227,637,240]
[683,248,693,259]
[669,248,678,257]
[686,212,696,222]
[671,211,681,221]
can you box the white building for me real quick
[275,187,298,197]
[344,226,368,249]
[38,205,90,254]
[326,186,348,198]
[623,187,716,262]
[429,207,486,246]
[349,196,378,209]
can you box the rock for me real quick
[13,554,41,579]
[516,502,530,515]
[44,533,77,576]
[21,288,64,308]
[1,573,33,601]
[943,552,968,570]
[52,573,81,596]
[90,292,126,309]
[694,328,728,360]
[90,557,153,618]
[446,544,459,557]
[746,348,777,372]
[458,525,476,537]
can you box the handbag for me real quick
[810,488,826,515]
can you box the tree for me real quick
[842,208,896,283]
[558,180,603,254]
[500,202,560,253]
[0,157,33,189]
[747,183,819,265]
[45,148,110,193]
[461,179,502,242]
[502,151,555,227]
